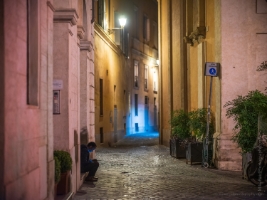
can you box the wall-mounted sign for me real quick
[53,90,60,114]
[53,79,63,90]
[204,62,220,77]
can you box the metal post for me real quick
[121,28,124,53]
[203,76,213,168]
[257,115,263,193]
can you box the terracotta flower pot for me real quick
[57,171,70,195]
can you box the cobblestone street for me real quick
[74,134,267,200]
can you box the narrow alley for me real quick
[74,134,267,200]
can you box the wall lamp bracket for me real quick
[108,28,123,35]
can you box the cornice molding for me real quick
[68,29,73,36]
[47,1,55,12]
[94,23,121,55]
[80,40,93,51]
[131,48,157,63]
[53,9,79,26]
[77,25,85,40]
[184,26,206,46]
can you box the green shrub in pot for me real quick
[169,109,191,140]
[54,150,72,173]
[54,156,61,183]
[224,90,267,153]
[188,108,214,141]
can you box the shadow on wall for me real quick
[80,127,88,145]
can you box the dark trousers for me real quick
[84,161,99,177]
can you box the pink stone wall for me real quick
[2,0,54,199]
[0,0,4,197]
[220,0,267,170]
[53,0,95,193]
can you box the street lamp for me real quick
[119,17,127,28]
[108,16,127,54]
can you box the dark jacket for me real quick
[80,144,90,173]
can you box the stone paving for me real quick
[74,133,267,200]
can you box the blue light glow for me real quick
[125,132,159,138]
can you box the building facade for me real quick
[0,0,95,199]
[3,0,266,198]
[94,0,159,146]
[158,0,267,171]
[53,0,95,194]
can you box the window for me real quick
[123,29,129,56]
[153,22,158,49]
[135,123,139,132]
[114,85,116,105]
[100,79,103,116]
[113,11,121,45]
[145,96,148,105]
[144,65,148,90]
[97,0,105,28]
[134,6,139,39]
[143,15,150,42]
[27,0,39,105]
[153,70,157,92]
[135,94,138,116]
[100,127,104,143]
[134,61,139,88]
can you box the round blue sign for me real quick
[209,68,216,75]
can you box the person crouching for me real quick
[80,142,99,182]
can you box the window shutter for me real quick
[123,29,129,56]
[146,18,150,42]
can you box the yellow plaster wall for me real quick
[171,0,184,112]
[158,0,171,145]
[188,46,199,111]
[94,27,127,144]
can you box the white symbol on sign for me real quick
[209,68,216,75]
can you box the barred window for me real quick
[144,65,148,90]
[135,94,138,116]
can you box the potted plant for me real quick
[54,156,61,197]
[224,90,267,179]
[169,109,191,158]
[186,108,214,165]
[54,150,73,195]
